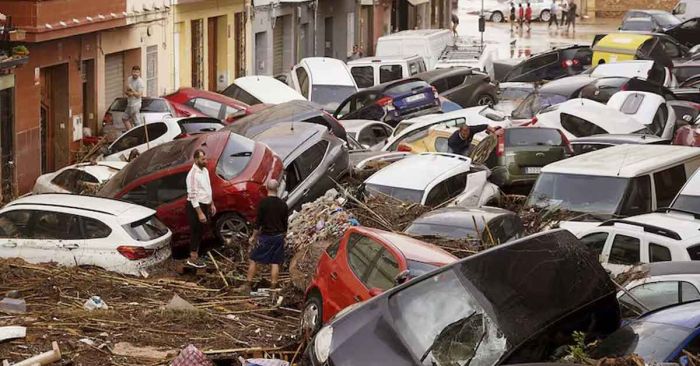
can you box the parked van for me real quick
[290,57,358,111]
[347,55,427,89]
[526,145,700,234]
[673,0,700,21]
[375,29,454,70]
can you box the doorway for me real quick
[191,19,204,89]
[255,31,268,75]
[324,17,334,57]
[40,64,70,173]
[81,60,96,135]
[0,85,14,201]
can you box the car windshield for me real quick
[109,98,170,113]
[527,173,649,216]
[216,133,255,180]
[311,85,358,111]
[365,183,424,204]
[671,194,700,213]
[389,268,507,366]
[653,13,681,28]
[123,215,169,241]
[506,128,563,147]
[406,260,440,278]
[591,321,692,362]
[511,92,568,119]
[622,19,654,31]
[404,222,480,241]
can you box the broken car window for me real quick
[216,133,255,181]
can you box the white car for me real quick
[606,91,677,139]
[101,97,175,142]
[577,210,700,276]
[364,152,500,208]
[0,194,172,276]
[587,60,678,88]
[375,29,454,70]
[32,161,128,194]
[671,168,700,213]
[101,117,224,161]
[532,98,649,140]
[384,106,512,151]
[617,262,700,316]
[348,55,427,89]
[290,57,359,111]
[221,75,305,105]
[339,120,393,150]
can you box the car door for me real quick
[653,164,687,209]
[579,231,610,263]
[0,210,33,261]
[68,216,115,270]
[607,233,642,275]
[666,18,700,48]
[23,210,83,266]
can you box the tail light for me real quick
[495,133,505,157]
[559,130,574,155]
[117,246,155,260]
[174,133,190,139]
[376,96,394,107]
[397,143,412,152]
[561,59,581,68]
[525,116,538,126]
[102,112,113,126]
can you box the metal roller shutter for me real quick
[273,19,284,75]
[105,53,124,107]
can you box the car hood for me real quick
[321,229,620,365]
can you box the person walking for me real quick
[237,180,289,293]
[517,3,524,30]
[548,0,559,29]
[560,0,569,26]
[185,149,216,269]
[510,2,517,31]
[123,65,144,131]
[525,2,533,31]
[448,125,500,156]
[451,11,460,37]
[566,0,577,32]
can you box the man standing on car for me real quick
[123,65,145,131]
[448,125,500,156]
[237,179,288,293]
[185,149,216,269]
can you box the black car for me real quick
[620,10,700,47]
[502,45,592,83]
[333,78,441,127]
[414,67,498,108]
[304,229,620,366]
[224,100,347,142]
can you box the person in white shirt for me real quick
[185,149,216,268]
[124,65,145,130]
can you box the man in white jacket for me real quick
[185,149,217,268]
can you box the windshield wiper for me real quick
[420,311,477,363]
[230,152,252,157]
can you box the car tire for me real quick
[490,11,504,22]
[475,93,496,107]
[215,213,250,245]
[301,292,323,338]
[539,9,551,22]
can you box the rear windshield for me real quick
[216,133,255,180]
[179,118,224,134]
[653,13,681,28]
[365,183,423,204]
[506,128,563,147]
[123,215,169,241]
[511,92,568,120]
[311,85,357,111]
[386,80,429,95]
[671,194,700,213]
[109,98,171,113]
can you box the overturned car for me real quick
[305,229,620,366]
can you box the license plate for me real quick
[405,94,425,103]
[524,167,542,174]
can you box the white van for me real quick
[347,55,427,89]
[222,76,305,105]
[673,0,700,21]
[290,57,358,111]
[375,29,454,70]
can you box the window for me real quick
[121,172,188,208]
[580,232,608,257]
[560,113,607,137]
[431,79,449,93]
[216,133,255,180]
[346,234,384,281]
[654,165,686,208]
[351,66,374,89]
[379,65,403,84]
[123,215,169,241]
[620,93,644,114]
[295,141,328,180]
[649,243,672,262]
[629,281,679,310]
[110,123,169,155]
[81,217,112,239]
[296,67,310,98]
[358,125,391,147]
[31,211,82,240]
[425,173,467,207]
[609,234,640,265]
[0,210,32,238]
[435,137,449,152]
[192,98,223,119]
[445,74,466,90]
[326,239,341,259]
[619,175,653,216]
[682,282,700,302]
[51,170,100,193]
[222,84,260,105]
[225,106,241,118]
[648,104,668,137]
[366,249,400,290]
[521,53,558,74]
[486,215,524,244]
[673,2,687,15]
[659,39,682,59]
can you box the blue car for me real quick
[333,78,441,127]
[592,301,700,364]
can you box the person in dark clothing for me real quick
[451,12,460,36]
[448,124,500,156]
[510,2,517,31]
[566,0,577,32]
[237,179,289,293]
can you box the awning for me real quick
[407,0,430,5]
[253,0,312,6]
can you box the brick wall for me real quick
[595,0,676,17]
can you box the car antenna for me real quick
[617,147,629,177]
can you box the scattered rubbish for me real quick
[111,342,176,361]
[0,326,26,342]
[171,344,213,366]
[0,296,26,314]
[78,338,95,347]
[240,357,290,366]
[5,290,21,299]
[83,296,108,311]
[2,341,61,366]
[164,293,197,311]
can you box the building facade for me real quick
[0,0,172,194]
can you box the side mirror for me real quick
[683,114,693,123]
[368,288,383,297]
[394,269,410,285]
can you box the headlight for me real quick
[314,325,333,363]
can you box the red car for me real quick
[98,131,284,249]
[164,87,262,124]
[302,226,457,335]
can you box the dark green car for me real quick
[470,127,572,187]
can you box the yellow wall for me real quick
[173,0,245,91]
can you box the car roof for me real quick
[591,60,657,79]
[607,212,700,241]
[365,153,470,190]
[541,144,700,177]
[411,206,515,228]
[357,226,457,265]
[252,122,324,162]
[570,134,667,145]
[627,9,671,15]
[635,261,700,277]
[233,76,305,103]
[348,55,421,64]
[639,300,700,329]
[545,98,645,132]
[298,57,355,86]
[6,193,155,224]
[539,75,598,96]
[415,67,474,82]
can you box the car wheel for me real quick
[539,9,551,22]
[301,292,323,338]
[215,213,250,245]
[491,11,504,23]
[475,94,495,107]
